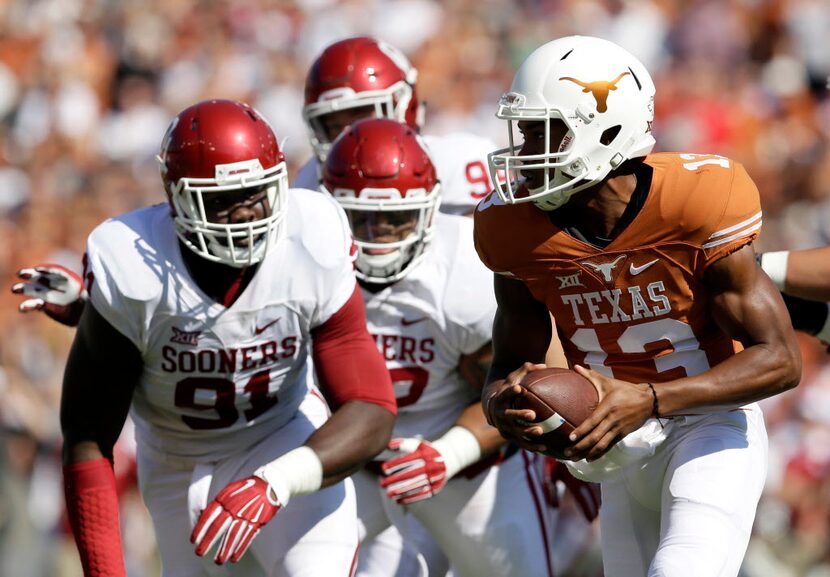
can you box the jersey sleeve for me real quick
[699,161,762,270]
[424,133,498,215]
[300,193,359,328]
[85,220,153,353]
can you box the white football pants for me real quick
[599,405,768,577]
[137,391,359,577]
[355,450,556,577]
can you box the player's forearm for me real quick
[650,342,800,416]
[306,400,395,486]
[454,402,505,457]
[760,248,830,301]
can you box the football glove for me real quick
[191,475,282,565]
[381,438,449,505]
[381,427,481,505]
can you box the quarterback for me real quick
[474,36,802,577]
[55,99,396,577]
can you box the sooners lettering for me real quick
[561,281,671,326]
[372,334,435,364]
[161,337,298,373]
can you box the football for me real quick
[513,367,599,459]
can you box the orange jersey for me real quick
[474,153,762,384]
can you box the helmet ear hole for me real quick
[600,125,622,146]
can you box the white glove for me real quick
[12,265,87,326]
[13,265,86,309]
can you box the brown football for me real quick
[512,367,599,459]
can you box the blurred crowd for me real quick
[1,0,829,576]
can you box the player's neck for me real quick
[180,244,259,307]
[549,162,652,247]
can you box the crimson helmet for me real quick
[321,118,440,284]
[158,99,289,267]
[303,37,422,161]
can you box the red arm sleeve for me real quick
[311,284,397,414]
[63,458,127,577]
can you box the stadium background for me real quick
[0,0,828,575]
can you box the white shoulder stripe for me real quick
[707,211,762,240]
[702,221,762,249]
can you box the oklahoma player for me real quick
[321,117,555,577]
[57,99,396,577]
[294,36,498,217]
[475,36,801,577]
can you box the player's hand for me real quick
[380,438,449,504]
[11,265,87,326]
[482,362,548,453]
[564,365,653,462]
[191,475,282,565]
[542,457,601,522]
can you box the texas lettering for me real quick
[561,281,671,326]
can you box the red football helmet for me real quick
[303,37,423,161]
[321,118,440,284]
[158,99,289,267]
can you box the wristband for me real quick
[432,426,482,481]
[254,446,323,507]
[759,251,789,290]
[646,383,661,418]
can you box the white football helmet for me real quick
[489,36,656,211]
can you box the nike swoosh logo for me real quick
[401,316,428,327]
[255,317,281,335]
[629,259,659,276]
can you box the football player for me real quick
[294,36,498,217]
[320,117,555,577]
[474,36,802,577]
[57,99,396,577]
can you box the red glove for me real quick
[12,264,86,326]
[380,438,449,505]
[191,475,281,564]
[543,457,601,522]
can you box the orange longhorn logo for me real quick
[559,72,630,113]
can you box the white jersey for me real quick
[362,213,496,441]
[421,133,497,215]
[291,132,498,216]
[85,190,357,462]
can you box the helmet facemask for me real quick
[165,158,289,268]
[328,185,440,284]
[303,81,415,161]
[487,37,656,211]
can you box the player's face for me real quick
[201,184,273,247]
[317,105,378,144]
[517,119,569,189]
[348,209,418,253]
